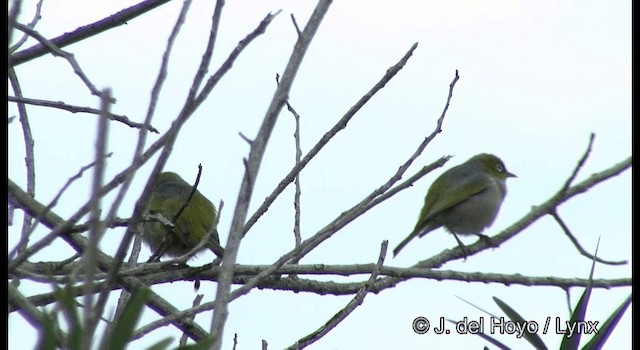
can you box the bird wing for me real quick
[393,170,491,257]
[415,172,491,233]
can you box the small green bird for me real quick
[142,171,225,262]
[393,153,516,258]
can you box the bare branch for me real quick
[290,14,302,37]
[8,96,160,133]
[82,88,112,349]
[13,262,630,312]
[276,73,304,261]
[7,181,214,342]
[238,132,253,145]
[244,42,420,235]
[8,68,36,280]
[559,132,595,194]
[210,4,325,344]
[289,241,388,349]
[9,0,44,53]
[180,294,205,346]
[366,155,632,291]
[173,164,203,223]
[11,21,114,101]
[10,0,175,66]
[7,2,278,273]
[551,211,626,265]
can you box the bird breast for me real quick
[443,178,506,235]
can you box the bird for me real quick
[141,171,225,262]
[393,153,516,258]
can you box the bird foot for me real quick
[477,234,497,248]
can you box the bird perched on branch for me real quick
[393,153,516,258]
[141,171,225,262]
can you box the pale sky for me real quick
[8,0,631,349]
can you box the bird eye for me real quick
[495,163,505,173]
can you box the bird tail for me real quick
[392,230,419,257]
[206,229,225,258]
[393,223,439,257]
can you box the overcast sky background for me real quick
[9,0,631,349]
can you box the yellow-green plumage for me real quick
[142,172,224,261]
[393,153,515,257]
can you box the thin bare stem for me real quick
[8,96,159,133]
[180,294,205,346]
[244,43,420,235]
[8,68,36,281]
[11,22,113,101]
[7,0,22,50]
[560,133,595,194]
[9,0,44,53]
[7,2,277,273]
[82,88,112,349]
[551,211,626,265]
[289,241,388,349]
[172,165,203,223]
[276,73,304,261]
[8,180,214,342]
[210,4,327,345]
[10,0,175,66]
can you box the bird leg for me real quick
[147,237,175,263]
[147,245,165,263]
[451,232,469,260]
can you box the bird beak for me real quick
[507,171,517,178]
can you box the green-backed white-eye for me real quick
[393,153,516,258]
[142,172,225,262]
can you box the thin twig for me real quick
[208,5,310,345]
[180,294,204,346]
[10,0,175,66]
[82,88,112,349]
[8,96,159,133]
[13,262,631,314]
[238,132,253,145]
[243,43,421,235]
[7,152,114,261]
[11,22,114,101]
[290,14,302,37]
[7,0,276,275]
[210,42,425,316]
[9,0,44,53]
[7,0,22,51]
[293,69,459,261]
[173,165,203,223]
[276,73,304,262]
[100,1,196,328]
[365,156,632,292]
[8,68,36,284]
[551,211,626,265]
[7,181,214,342]
[289,241,388,349]
[559,133,595,194]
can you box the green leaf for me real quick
[581,294,631,350]
[493,297,547,350]
[39,311,59,350]
[146,337,174,350]
[105,288,150,350]
[54,285,83,350]
[560,239,599,350]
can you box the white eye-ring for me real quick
[496,163,505,173]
